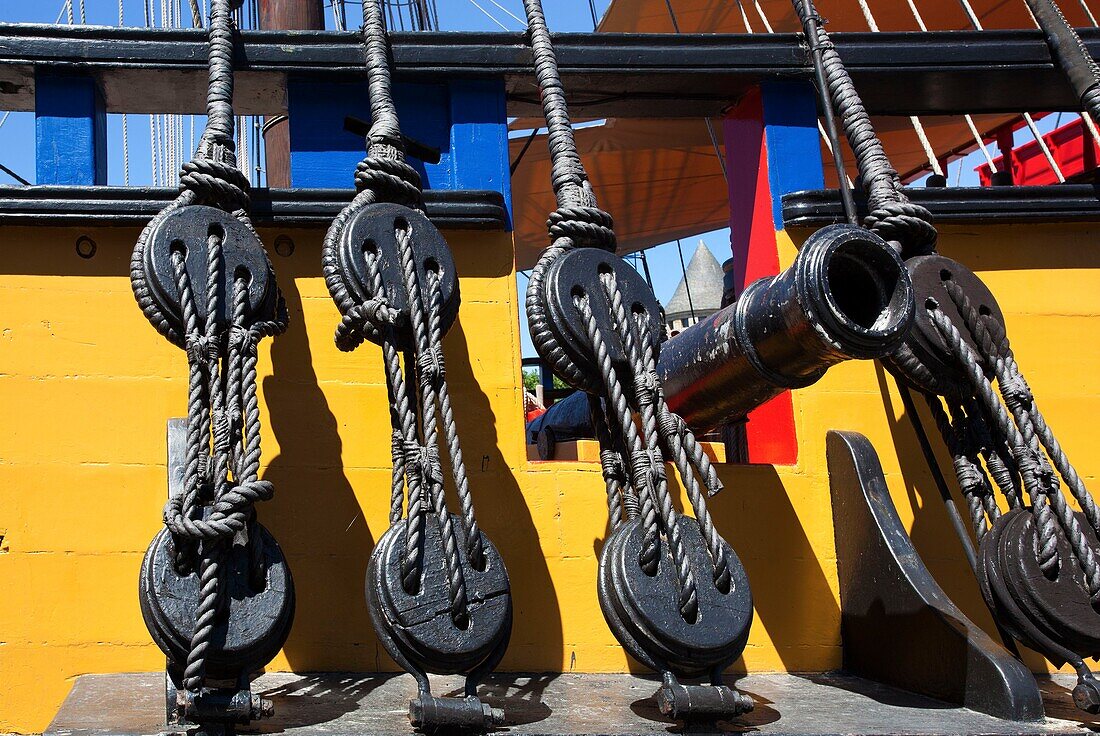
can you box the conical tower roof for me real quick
[666,241,724,319]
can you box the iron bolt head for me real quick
[1073,679,1100,714]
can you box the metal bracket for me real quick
[826,430,1045,722]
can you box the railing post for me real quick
[34,72,107,186]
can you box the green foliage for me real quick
[523,368,568,392]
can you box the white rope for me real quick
[856,0,880,31]
[467,0,513,30]
[1082,112,1100,147]
[912,117,945,176]
[66,0,74,24]
[1023,111,1066,182]
[752,0,774,32]
[0,111,11,130]
[857,0,947,178]
[79,0,86,23]
[733,0,754,32]
[906,0,929,30]
[485,0,526,26]
[151,114,159,186]
[957,0,983,29]
[906,0,998,174]
[119,0,131,185]
[333,0,346,30]
[965,114,999,170]
[1079,0,1099,26]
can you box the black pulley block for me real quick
[597,516,753,678]
[367,513,512,678]
[143,206,278,337]
[338,202,460,350]
[978,508,1100,664]
[885,254,1004,396]
[139,523,295,680]
[542,247,664,386]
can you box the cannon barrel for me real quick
[527,225,914,453]
[659,224,914,433]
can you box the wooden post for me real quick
[35,72,107,186]
[723,81,824,465]
[259,0,324,187]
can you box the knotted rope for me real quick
[521,0,733,624]
[130,0,287,694]
[320,0,485,628]
[795,0,1100,693]
[793,0,937,259]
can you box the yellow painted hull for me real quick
[0,222,1096,732]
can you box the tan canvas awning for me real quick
[509,0,1083,268]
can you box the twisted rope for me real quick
[927,303,1100,604]
[1024,0,1100,124]
[130,0,288,696]
[322,0,489,627]
[791,0,936,259]
[520,0,735,625]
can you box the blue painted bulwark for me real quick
[35,72,107,186]
[287,77,511,228]
[761,81,824,229]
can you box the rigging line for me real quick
[964,114,998,170]
[663,0,681,32]
[905,0,993,175]
[587,0,599,29]
[120,0,131,185]
[189,0,202,26]
[0,162,31,186]
[333,0,346,31]
[675,240,698,324]
[637,248,655,292]
[1023,111,1066,181]
[510,127,541,175]
[740,1,840,184]
[485,0,525,26]
[79,0,86,24]
[853,0,945,179]
[467,0,512,30]
[752,0,774,32]
[734,0,754,32]
[957,3,1064,182]
[956,0,983,29]
[704,118,728,184]
[659,6,727,185]
[66,0,74,24]
[795,0,859,225]
[1080,0,1099,25]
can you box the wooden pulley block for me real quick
[366,513,512,678]
[142,205,278,338]
[138,523,295,681]
[337,203,460,350]
[597,516,752,679]
[979,508,1100,662]
[885,254,1005,397]
[539,248,664,392]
